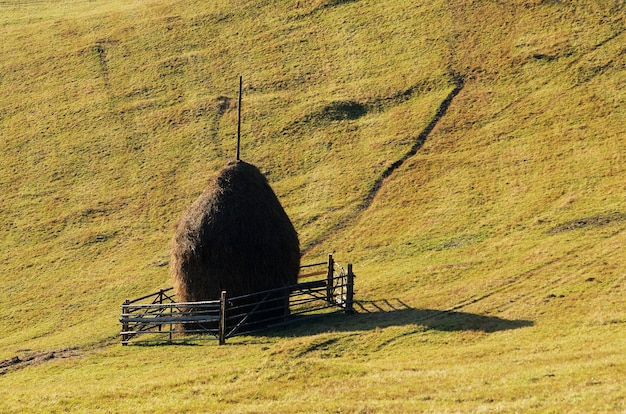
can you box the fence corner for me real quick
[345,264,355,315]
[121,299,130,345]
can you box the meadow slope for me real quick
[1,0,625,412]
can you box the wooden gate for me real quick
[120,255,354,345]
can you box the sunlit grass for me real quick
[1,0,625,412]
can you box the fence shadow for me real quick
[268,299,533,337]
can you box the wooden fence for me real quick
[120,255,354,345]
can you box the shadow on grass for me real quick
[124,299,533,346]
[268,298,534,338]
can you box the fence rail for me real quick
[120,254,354,345]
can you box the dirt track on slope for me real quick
[0,348,82,375]
[302,71,465,254]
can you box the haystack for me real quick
[170,160,300,326]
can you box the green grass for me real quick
[1,0,625,412]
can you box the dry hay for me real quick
[170,160,300,328]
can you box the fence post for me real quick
[121,299,129,345]
[345,264,355,314]
[158,289,163,333]
[168,293,173,344]
[169,303,173,344]
[219,291,227,345]
[326,254,334,303]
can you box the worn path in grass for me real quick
[303,71,465,253]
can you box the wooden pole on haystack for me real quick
[236,75,243,161]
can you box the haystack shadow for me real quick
[268,298,534,337]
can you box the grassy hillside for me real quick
[1,0,625,412]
